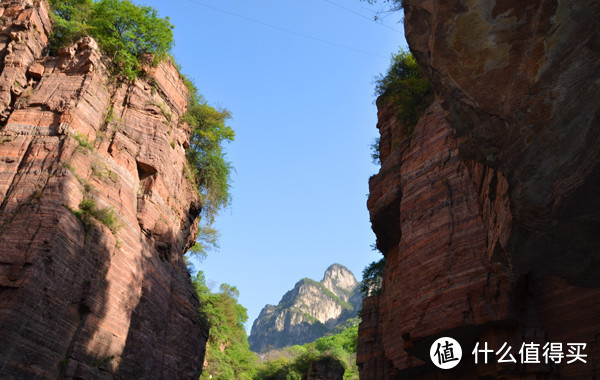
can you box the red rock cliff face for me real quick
[0,1,206,378]
[359,0,600,378]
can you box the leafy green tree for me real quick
[88,0,174,79]
[255,324,360,380]
[48,0,174,79]
[181,78,234,219]
[359,258,385,298]
[48,0,93,52]
[181,77,234,259]
[192,273,257,380]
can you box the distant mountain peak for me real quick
[322,263,358,302]
[248,263,361,353]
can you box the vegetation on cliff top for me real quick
[371,50,433,164]
[375,49,433,131]
[49,0,174,80]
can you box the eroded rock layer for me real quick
[359,0,600,377]
[0,1,206,378]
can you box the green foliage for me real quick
[181,78,234,220]
[48,0,93,53]
[72,132,94,153]
[313,325,358,354]
[80,198,121,232]
[91,161,118,182]
[193,272,257,380]
[187,225,220,260]
[181,77,234,260]
[359,257,385,298]
[48,0,174,80]
[370,136,381,165]
[70,197,121,233]
[255,325,360,380]
[375,50,433,134]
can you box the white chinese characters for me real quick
[472,342,587,365]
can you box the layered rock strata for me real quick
[0,1,206,378]
[404,0,600,282]
[359,0,600,377]
[249,264,361,353]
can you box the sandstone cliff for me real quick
[249,264,361,353]
[359,0,600,378]
[0,1,206,378]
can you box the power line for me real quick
[182,0,388,59]
[322,0,403,34]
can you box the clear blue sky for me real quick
[141,0,406,332]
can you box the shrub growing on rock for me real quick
[374,50,433,133]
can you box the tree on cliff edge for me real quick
[49,0,174,79]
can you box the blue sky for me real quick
[141,0,406,332]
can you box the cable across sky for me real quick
[182,0,390,59]
[322,0,403,34]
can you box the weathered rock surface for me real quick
[249,264,361,353]
[0,1,206,378]
[405,0,600,283]
[359,0,600,377]
[360,100,515,378]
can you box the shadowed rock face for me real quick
[306,356,345,380]
[404,0,600,283]
[359,0,600,378]
[249,264,361,353]
[0,1,206,378]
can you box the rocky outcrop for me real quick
[249,264,361,353]
[359,0,600,378]
[0,1,206,378]
[306,356,345,380]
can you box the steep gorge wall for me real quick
[359,0,600,378]
[0,1,206,378]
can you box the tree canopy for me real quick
[255,324,359,380]
[193,272,258,380]
[359,257,385,298]
[182,77,234,258]
[49,0,174,79]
